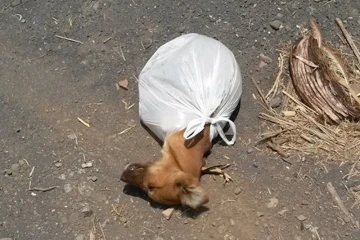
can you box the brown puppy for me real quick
[121,126,212,209]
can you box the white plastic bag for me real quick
[138,33,242,145]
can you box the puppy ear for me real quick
[176,175,209,209]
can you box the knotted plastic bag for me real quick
[138,33,242,145]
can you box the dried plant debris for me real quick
[256,18,360,162]
[289,19,360,123]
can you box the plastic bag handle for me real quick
[183,117,236,145]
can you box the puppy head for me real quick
[120,161,208,209]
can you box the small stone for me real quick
[64,183,73,193]
[259,53,272,64]
[18,159,26,166]
[267,197,279,208]
[234,187,242,195]
[11,163,20,173]
[162,208,174,220]
[91,176,98,182]
[119,79,128,90]
[343,216,351,223]
[55,162,62,168]
[81,162,93,168]
[270,20,282,30]
[142,38,153,49]
[296,215,307,221]
[20,19,26,23]
[217,225,227,234]
[81,206,93,218]
[77,182,94,197]
[119,216,127,223]
[256,211,264,218]
[184,219,189,224]
[258,60,268,69]
[76,234,85,240]
[58,174,66,180]
[177,25,187,33]
[11,0,21,7]
[270,96,282,108]
[247,147,254,154]
[278,208,288,216]
[93,2,99,11]
[230,219,236,226]
[276,13,284,19]
[301,200,309,205]
[4,169,12,176]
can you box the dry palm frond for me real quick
[289,19,360,123]
[256,18,360,162]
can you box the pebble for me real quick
[142,38,153,49]
[177,25,187,33]
[278,208,288,216]
[184,219,189,224]
[55,162,62,168]
[11,0,21,7]
[301,200,309,205]
[77,182,94,197]
[276,13,284,19]
[64,183,73,193]
[225,235,235,240]
[76,234,85,240]
[119,216,127,223]
[18,159,26,166]
[258,61,268,69]
[11,163,20,173]
[58,174,66,180]
[343,216,351,223]
[270,96,282,108]
[217,225,227,234]
[267,197,279,208]
[81,206,93,218]
[270,20,282,30]
[81,162,93,168]
[234,187,242,195]
[296,215,307,221]
[256,211,264,218]
[93,2,100,11]
[4,169,12,176]
[230,219,236,226]
[259,53,272,64]
[162,208,174,220]
[90,176,98,182]
[247,147,254,154]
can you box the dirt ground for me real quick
[1,0,360,239]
